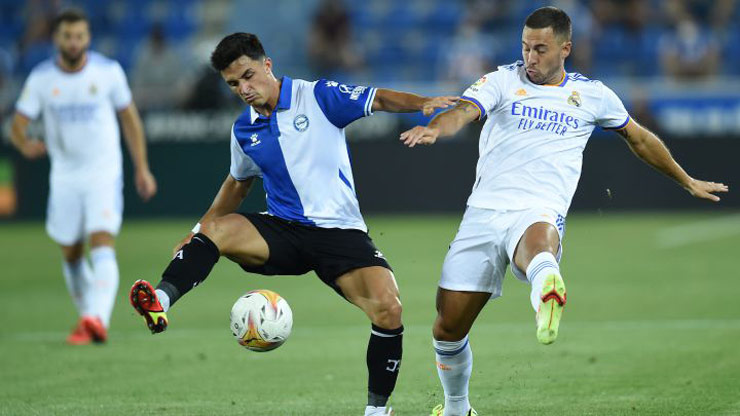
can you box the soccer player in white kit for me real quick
[400,7,729,416]
[10,9,157,345]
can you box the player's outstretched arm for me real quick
[10,112,46,159]
[371,88,458,116]
[616,119,729,202]
[399,100,480,148]
[173,174,255,255]
[118,102,157,202]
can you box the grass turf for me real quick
[0,213,738,415]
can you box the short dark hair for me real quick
[210,33,266,71]
[524,6,572,42]
[53,8,88,32]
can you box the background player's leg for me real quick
[60,242,92,318]
[433,288,490,416]
[88,231,119,329]
[155,214,268,310]
[336,266,403,414]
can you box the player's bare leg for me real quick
[513,222,566,345]
[337,266,402,415]
[431,288,489,416]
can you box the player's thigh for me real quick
[200,213,269,267]
[83,179,123,239]
[507,209,565,280]
[46,183,84,246]
[336,266,401,328]
[433,288,491,341]
[440,206,507,295]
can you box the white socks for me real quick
[526,252,560,312]
[88,246,119,327]
[62,258,93,316]
[155,289,171,312]
[364,405,390,415]
[433,336,472,416]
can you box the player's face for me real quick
[222,55,275,107]
[54,21,90,66]
[522,26,571,85]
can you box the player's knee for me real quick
[199,216,232,247]
[370,296,403,329]
[432,316,467,341]
[61,244,84,262]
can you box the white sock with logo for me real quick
[89,246,119,327]
[526,252,560,312]
[433,336,472,416]
[155,289,171,312]
[62,258,93,316]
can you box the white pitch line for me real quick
[656,213,740,248]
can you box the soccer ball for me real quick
[229,289,293,352]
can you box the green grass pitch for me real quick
[1,213,739,415]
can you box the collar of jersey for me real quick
[250,76,293,123]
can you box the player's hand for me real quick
[400,126,440,148]
[173,232,194,257]
[18,139,46,159]
[135,168,157,202]
[685,178,729,202]
[422,96,459,116]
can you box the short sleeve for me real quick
[597,83,630,130]
[109,61,133,110]
[229,126,262,180]
[15,72,42,119]
[313,79,376,128]
[460,71,503,120]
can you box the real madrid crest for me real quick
[567,91,581,107]
[294,114,309,132]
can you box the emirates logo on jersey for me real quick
[567,91,582,107]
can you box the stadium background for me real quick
[1,1,739,415]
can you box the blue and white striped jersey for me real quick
[230,77,376,232]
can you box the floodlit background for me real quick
[0,1,738,415]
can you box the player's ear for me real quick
[561,41,572,60]
[263,57,272,74]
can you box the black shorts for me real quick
[238,212,392,295]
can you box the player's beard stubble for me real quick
[60,48,85,67]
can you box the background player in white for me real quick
[10,9,157,345]
[128,33,456,416]
[400,7,728,416]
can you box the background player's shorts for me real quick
[238,212,392,296]
[46,178,123,246]
[439,206,565,298]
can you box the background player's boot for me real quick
[82,316,107,343]
[66,318,91,345]
[536,273,567,345]
[430,405,477,416]
[130,280,168,333]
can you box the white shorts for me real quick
[46,178,124,246]
[439,206,565,298]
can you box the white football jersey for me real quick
[460,61,630,214]
[16,51,132,184]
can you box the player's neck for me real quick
[57,53,88,73]
[253,77,282,117]
[541,68,566,86]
